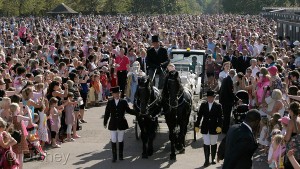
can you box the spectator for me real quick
[223,109,261,169]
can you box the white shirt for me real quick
[219,71,229,82]
[208,102,213,111]
[250,66,260,78]
[115,99,119,106]
[242,122,252,133]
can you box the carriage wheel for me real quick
[135,117,141,140]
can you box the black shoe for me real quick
[119,142,124,160]
[203,161,210,167]
[81,119,87,123]
[112,142,117,162]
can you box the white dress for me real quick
[258,126,269,146]
[38,111,49,142]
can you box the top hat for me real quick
[207,90,216,97]
[152,35,159,43]
[111,86,121,93]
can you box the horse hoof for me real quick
[178,148,185,154]
[170,154,176,160]
[147,150,153,156]
[142,154,148,159]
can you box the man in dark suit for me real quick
[236,49,251,74]
[104,86,136,162]
[136,55,147,73]
[195,90,223,167]
[223,48,238,69]
[219,69,237,133]
[146,35,170,89]
[223,109,261,169]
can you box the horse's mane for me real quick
[162,70,183,99]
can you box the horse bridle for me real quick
[134,86,160,120]
[166,79,188,109]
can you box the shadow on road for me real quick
[73,127,186,169]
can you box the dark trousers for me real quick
[117,71,128,98]
[221,102,233,133]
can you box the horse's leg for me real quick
[139,120,148,159]
[147,119,155,156]
[166,115,176,160]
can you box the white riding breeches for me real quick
[202,133,218,145]
[110,130,125,143]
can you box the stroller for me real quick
[24,131,47,161]
[232,90,249,124]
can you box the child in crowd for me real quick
[267,129,281,165]
[258,117,269,156]
[29,112,47,159]
[11,103,31,169]
[49,97,63,148]
[92,73,103,103]
[38,103,49,148]
[279,116,290,136]
[88,74,96,106]
[100,66,109,101]
[64,92,77,142]
[269,134,286,169]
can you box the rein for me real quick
[134,86,160,120]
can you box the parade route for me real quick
[24,105,268,169]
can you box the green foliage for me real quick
[0,0,294,16]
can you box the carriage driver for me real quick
[195,90,223,167]
[146,35,170,89]
[104,86,136,162]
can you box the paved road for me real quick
[24,105,269,169]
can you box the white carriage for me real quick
[170,49,206,141]
[134,49,206,141]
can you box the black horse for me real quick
[134,75,161,159]
[161,70,192,160]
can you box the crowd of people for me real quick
[0,13,299,169]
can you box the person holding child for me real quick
[11,103,31,169]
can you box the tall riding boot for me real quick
[203,145,210,167]
[111,142,117,162]
[211,144,217,164]
[119,142,124,160]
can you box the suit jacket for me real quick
[195,101,223,135]
[136,57,147,73]
[236,56,251,74]
[219,76,235,104]
[104,99,135,130]
[223,55,238,69]
[146,47,169,70]
[223,123,258,169]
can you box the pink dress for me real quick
[18,27,26,38]
[256,77,270,104]
[50,108,60,133]
[65,104,75,125]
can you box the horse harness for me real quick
[134,86,161,121]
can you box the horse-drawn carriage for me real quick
[133,49,206,160]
